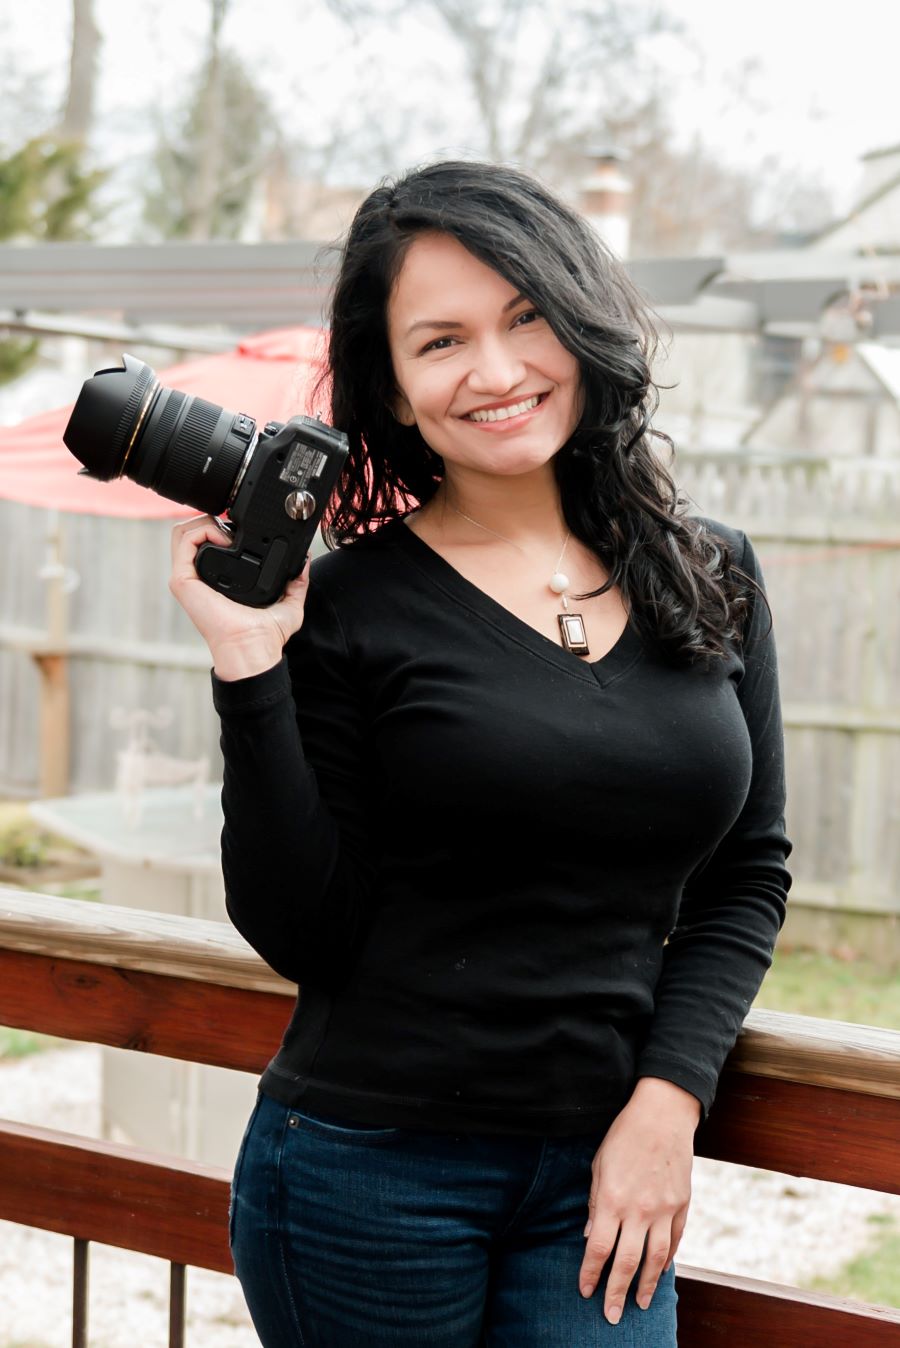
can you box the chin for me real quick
[444,437,563,470]
[456,453,557,478]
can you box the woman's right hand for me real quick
[169,516,312,681]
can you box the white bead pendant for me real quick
[549,572,570,594]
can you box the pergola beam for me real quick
[4,242,900,339]
[0,309,236,353]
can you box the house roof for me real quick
[857,341,900,400]
[861,143,900,162]
[809,170,900,248]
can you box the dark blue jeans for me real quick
[230,1091,678,1346]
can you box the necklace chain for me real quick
[445,502,571,574]
[421,498,591,656]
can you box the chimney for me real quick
[579,147,632,259]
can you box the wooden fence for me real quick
[1,450,899,929]
[0,887,899,1345]
[676,451,900,938]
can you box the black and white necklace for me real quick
[446,503,590,657]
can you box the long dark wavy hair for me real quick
[316,158,766,666]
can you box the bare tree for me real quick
[184,0,229,240]
[0,0,105,382]
[402,0,676,175]
[141,0,278,240]
[58,0,102,143]
[604,87,835,255]
[313,0,834,253]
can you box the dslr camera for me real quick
[63,354,348,607]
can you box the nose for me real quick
[466,334,527,396]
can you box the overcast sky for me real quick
[2,0,896,221]
[652,0,898,211]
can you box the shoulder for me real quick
[287,530,394,665]
[304,518,410,631]
[309,519,402,582]
[689,513,748,564]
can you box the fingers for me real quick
[269,558,312,645]
[581,1221,670,1325]
[169,515,231,585]
[170,514,229,551]
[633,1219,674,1313]
[664,1208,689,1273]
[169,520,312,647]
[598,1222,648,1325]
[579,1211,619,1302]
[580,1210,682,1323]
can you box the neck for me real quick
[423,469,567,548]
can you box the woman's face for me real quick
[386,232,582,479]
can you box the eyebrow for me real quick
[404,293,531,339]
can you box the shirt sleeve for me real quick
[211,570,378,986]
[634,529,793,1118]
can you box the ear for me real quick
[392,388,417,427]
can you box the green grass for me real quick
[753,947,900,1030]
[0,801,94,872]
[0,817,51,868]
[33,879,101,901]
[810,1216,900,1309]
[0,1027,70,1059]
[0,805,99,1060]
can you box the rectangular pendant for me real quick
[558,611,590,656]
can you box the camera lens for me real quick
[63,353,256,516]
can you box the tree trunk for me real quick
[59,0,101,143]
[186,0,229,240]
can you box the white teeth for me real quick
[466,395,541,423]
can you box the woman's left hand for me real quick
[578,1076,700,1323]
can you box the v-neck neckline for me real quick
[382,515,644,688]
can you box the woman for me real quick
[170,159,792,1346]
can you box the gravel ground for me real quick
[1,1043,897,1346]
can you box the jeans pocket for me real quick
[287,1105,405,1146]
[229,1091,263,1249]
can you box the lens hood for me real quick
[63,353,158,481]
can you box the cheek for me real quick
[416,371,458,420]
[556,361,584,426]
[543,341,580,395]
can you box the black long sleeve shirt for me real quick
[211,514,792,1137]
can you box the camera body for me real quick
[62,353,349,607]
[194,414,348,607]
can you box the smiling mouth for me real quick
[463,393,548,423]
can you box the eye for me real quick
[421,335,458,354]
[513,309,542,328]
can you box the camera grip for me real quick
[195,536,309,607]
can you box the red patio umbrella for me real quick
[0,327,329,518]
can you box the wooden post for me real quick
[32,652,70,798]
[846,544,885,915]
[31,514,71,798]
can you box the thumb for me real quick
[269,557,312,639]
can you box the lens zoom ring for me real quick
[113,365,155,463]
[150,389,186,480]
[159,397,222,501]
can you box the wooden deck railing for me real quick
[1,886,899,1346]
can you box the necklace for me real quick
[444,502,591,657]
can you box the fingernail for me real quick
[583,1219,592,1238]
[638,1294,651,1310]
[580,1282,594,1299]
[607,1305,622,1324]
